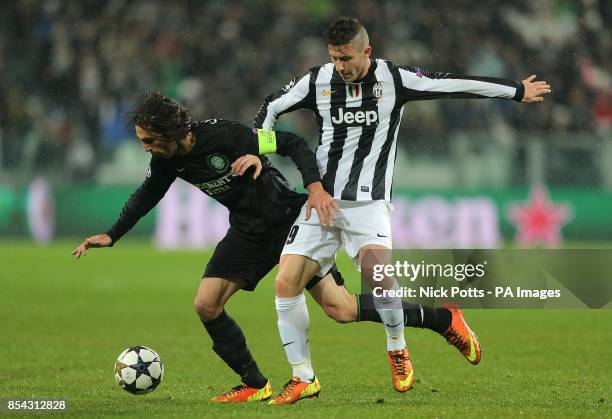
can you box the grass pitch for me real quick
[1,240,610,418]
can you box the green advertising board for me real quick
[1,181,611,244]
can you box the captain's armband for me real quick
[256,129,277,155]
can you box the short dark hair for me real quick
[324,17,364,46]
[129,91,192,143]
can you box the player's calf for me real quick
[356,293,452,334]
[201,310,269,392]
[321,300,356,323]
[307,266,358,323]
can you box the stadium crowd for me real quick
[0,0,610,179]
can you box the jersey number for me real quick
[286,226,299,244]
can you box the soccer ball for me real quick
[114,346,164,395]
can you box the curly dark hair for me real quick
[129,91,192,143]
[324,17,364,46]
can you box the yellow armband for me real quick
[257,129,277,155]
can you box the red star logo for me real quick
[507,185,572,247]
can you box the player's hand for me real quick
[521,75,552,103]
[305,181,340,226]
[72,234,112,259]
[231,154,262,179]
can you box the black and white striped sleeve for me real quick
[253,69,318,130]
[396,66,525,103]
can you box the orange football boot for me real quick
[210,381,272,403]
[268,376,320,405]
[387,348,414,392]
[442,303,481,365]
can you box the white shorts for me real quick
[281,200,393,276]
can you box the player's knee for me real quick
[193,296,223,322]
[275,271,300,296]
[322,301,355,323]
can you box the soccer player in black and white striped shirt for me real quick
[256,17,552,404]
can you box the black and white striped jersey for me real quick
[254,58,525,202]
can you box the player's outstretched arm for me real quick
[397,65,551,103]
[520,75,552,103]
[72,233,112,259]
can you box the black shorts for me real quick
[204,225,345,292]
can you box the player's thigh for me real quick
[308,274,357,323]
[275,254,322,297]
[336,201,393,287]
[194,276,245,316]
[281,204,342,278]
[205,226,280,292]
[340,201,393,260]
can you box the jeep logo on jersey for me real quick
[331,107,379,127]
[207,154,228,172]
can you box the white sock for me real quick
[373,281,406,351]
[376,308,407,351]
[276,294,313,382]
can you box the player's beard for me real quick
[153,142,178,159]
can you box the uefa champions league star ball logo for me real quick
[207,154,228,172]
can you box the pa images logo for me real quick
[207,154,228,172]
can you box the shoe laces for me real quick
[390,351,409,376]
[278,378,300,398]
[444,329,469,352]
[221,384,247,398]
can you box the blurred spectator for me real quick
[0,0,610,178]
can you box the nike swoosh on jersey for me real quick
[322,90,337,96]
